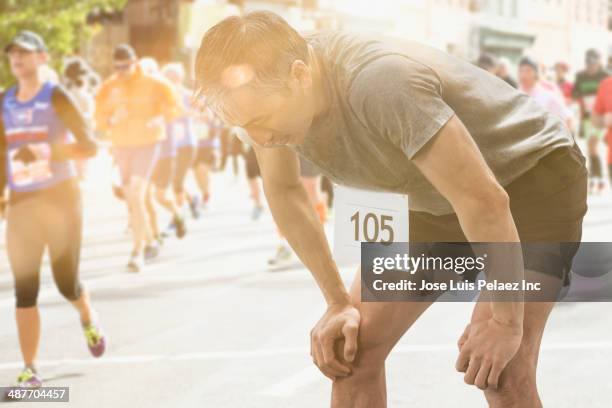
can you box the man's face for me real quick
[7,46,45,78]
[518,65,537,89]
[114,58,135,77]
[586,60,601,75]
[215,63,315,147]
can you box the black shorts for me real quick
[152,157,174,190]
[245,147,260,179]
[589,154,603,178]
[409,145,588,283]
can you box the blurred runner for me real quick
[193,108,220,209]
[496,57,517,89]
[243,139,263,220]
[1,31,105,389]
[572,49,609,194]
[161,63,201,220]
[554,61,574,106]
[62,57,95,181]
[518,57,572,127]
[95,44,179,272]
[593,76,612,190]
[220,125,241,178]
[150,116,187,239]
[136,58,186,241]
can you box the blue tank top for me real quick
[171,91,196,149]
[2,82,76,192]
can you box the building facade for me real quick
[85,0,611,79]
[323,0,610,70]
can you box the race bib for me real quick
[333,185,409,265]
[8,143,53,187]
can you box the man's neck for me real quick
[16,73,43,101]
[308,45,329,120]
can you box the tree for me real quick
[0,0,127,88]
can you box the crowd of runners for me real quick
[0,29,337,390]
[477,49,612,194]
[0,11,611,407]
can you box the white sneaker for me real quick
[251,205,264,221]
[126,253,144,273]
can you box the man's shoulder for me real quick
[98,74,121,92]
[138,73,173,91]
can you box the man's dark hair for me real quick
[194,11,308,105]
[114,43,136,61]
[518,56,539,78]
[476,53,497,71]
[585,48,601,66]
[518,56,538,71]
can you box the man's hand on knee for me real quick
[310,303,360,380]
[455,318,523,390]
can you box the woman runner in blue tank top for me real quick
[0,31,106,391]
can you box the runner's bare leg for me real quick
[477,270,561,408]
[331,267,434,408]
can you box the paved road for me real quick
[0,152,611,407]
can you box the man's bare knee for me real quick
[484,355,539,408]
[485,375,537,408]
[334,320,391,380]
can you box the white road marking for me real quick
[0,348,306,371]
[1,341,611,372]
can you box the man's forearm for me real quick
[264,182,351,305]
[456,197,524,326]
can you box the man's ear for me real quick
[290,60,312,88]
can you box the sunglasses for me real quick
[114,62,132,71]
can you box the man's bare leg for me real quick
[469,277,558,407]
[331,267,435,408]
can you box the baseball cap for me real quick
[4,30,47,53]
[519,56,538,71]
[113,44,137,61]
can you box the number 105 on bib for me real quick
[333,185,408,264]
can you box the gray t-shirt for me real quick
[295,32,574,216]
